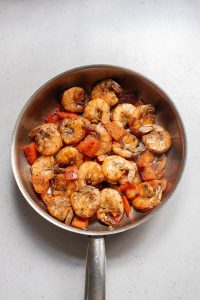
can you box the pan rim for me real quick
[11,64,187,236]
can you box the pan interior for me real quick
[12,65,186,236]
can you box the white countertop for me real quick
[0,1,199,299]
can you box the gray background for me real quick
[0,0,199,299]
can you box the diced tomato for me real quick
[45,113,59,123]
[141,165,157,181]
[23,142,38,165]
[77,136,100,157]
[44,107,60,123]
[71,216,89,230]
[65,166,78,181]
[122,196,131,217]
[134,99,144,107]
[58,111,78,120]
[105,121,126,141]
[137,151,155,169]
[118,182,136,193]
[118,183,138,200]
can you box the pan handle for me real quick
[84,236,105,300]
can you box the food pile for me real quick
[23,79,172,230]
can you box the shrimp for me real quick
[52,172,80,196]
[30,123,63,155]
[112,133,145,159]
[31,175,49,194]
[132,185,162,211]
[152,154,167,177]
[43,191,74,222]
[148,179,167,193]
[139,154,167,182]
[61,87,86,113]
[133,170,142,184]
[51,173,66,191]
[112,103,136,127]
[83,123,112,156]
[97,188,124,226]
[137,182,155,198]
[102,155,137,184]
[31,156,55,194]
[91,79,122,107]
[142,125,172,154]
[129,104,156,136]
[83,98,110,125]
[71,185,100,218]
[59,116,89,145]
[94,124,112,155]
[97,154,108,163]
[56,146,83,166]
[32,156,55,180]
[64,207,75,225]
[78,161,105,186]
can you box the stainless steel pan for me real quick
[11,65,186,300]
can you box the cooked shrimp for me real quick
[56,146,83,166]
[61,87,86,113]
[64,207,75,225]
[71,185,100,218]
[83,98,110,124]
[51,173,66,191]
[148,178,167,193]
[52,173,79,196]
[32,156,55,179]
[97,154,108,163]
[152,154,167,177]
[102,155,137,184]
[24,75,172,229]
[30,123,63,155]
[142,125,172,153]
[112,133,145,158]
[137,182,154,198]
[78,161,105,186]
[52,164,80,195]
[112,103,136,127]
[91,79,122,107]
[97,188,124,226]
[59,116,89,145]
[94,124,112,155]
[29,125,41,138]
[129,104,155,136]
[32,175,49,194]
[84,123,112,156]
[43,191,74,222]
[132,185,162,211]
[133,170,142,184]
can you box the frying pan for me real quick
[11,65,186,300]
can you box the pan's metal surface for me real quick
[11,65,187,236]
